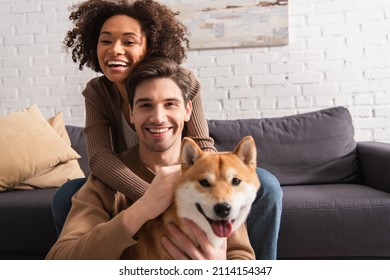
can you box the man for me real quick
[46,57,255,259]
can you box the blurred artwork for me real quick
[162,0,289,49]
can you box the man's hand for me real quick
[122,165,181,237]
[161,219,227,260]
[139,165,181,220]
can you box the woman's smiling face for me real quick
[97,15,147,87]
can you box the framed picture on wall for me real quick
[162,0,289,49]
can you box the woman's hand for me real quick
[122,164,181,237]
[161,219,227,260]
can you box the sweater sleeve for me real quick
[185,69,217,152]
[45,176,137,260]
[83,79,149,201]
[226,224,256,260]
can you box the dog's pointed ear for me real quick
[181,137,203,169]
[233,136,257,170]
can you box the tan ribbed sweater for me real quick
[82,71,215,201]
[46,147,255,260]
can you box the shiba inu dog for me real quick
[125,135,260,259]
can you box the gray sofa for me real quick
[1,106,389,259]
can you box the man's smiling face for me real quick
[130,77,192,153]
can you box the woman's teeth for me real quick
[108,61,127,67]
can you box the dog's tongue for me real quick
[211,220,233,237]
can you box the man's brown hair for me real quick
[127,57,192,109]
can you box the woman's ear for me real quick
[184,100,192,122]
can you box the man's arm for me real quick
[122,165,181,237]
[46,175,137,260]
[226,224,256,260]
[46,165,181,260]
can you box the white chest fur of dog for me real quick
[123,136,260,259]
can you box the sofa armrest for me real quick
[357,141,390,193]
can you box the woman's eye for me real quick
[100,40,111,44]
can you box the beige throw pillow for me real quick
[0,105,81,191]
[13,111,86,190]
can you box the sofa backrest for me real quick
[66,106,361,186]
[65,125,90,177]
[208,106,361,186]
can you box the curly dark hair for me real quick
[63,0,189,72]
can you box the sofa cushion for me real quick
[0,105,81,191]
[278,184,390,258]
[0,188,58,259]
[208,106,360,186]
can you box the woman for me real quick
[53,0,282,259]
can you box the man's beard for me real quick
[141,136,179,153]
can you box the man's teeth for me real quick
[108,61,127,67]
[149,128,169,134]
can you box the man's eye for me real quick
[125,41,135,45]
[165,102,177,107]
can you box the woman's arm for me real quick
[184,70,216,152]
[82,79,149,200]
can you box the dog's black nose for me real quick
[214,203,231,218]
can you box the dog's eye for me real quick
[232,177,241,186]
[198,179,210,187]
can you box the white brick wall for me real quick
[1,0,390,143]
